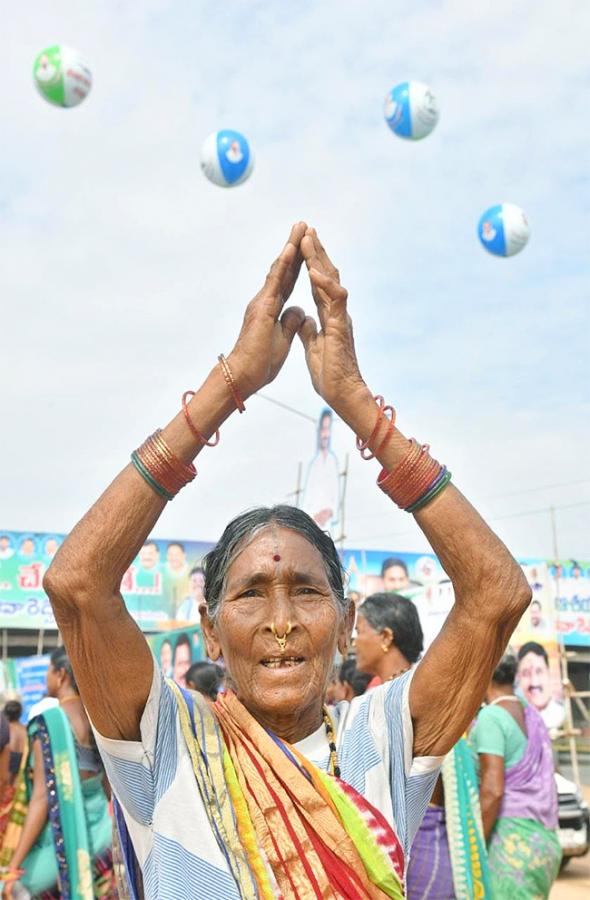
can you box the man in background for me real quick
[302,408,341,532]
[381,557,410,593]
[517,641,564,732]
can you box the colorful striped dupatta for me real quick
[169,681,405,899]
[441,738,491,900]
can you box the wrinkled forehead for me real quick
[224,525,331,587]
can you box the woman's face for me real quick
[46,664,60,698]
[189,571,205,601]
[160,641,172,674]
[354,613,384,675]
[202,527,353,731]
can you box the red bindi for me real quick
[273,554,281,562]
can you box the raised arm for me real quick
[298,228,531,758]
[43,223,308,741]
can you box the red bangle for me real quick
[356,396,397,460]
[394,455,440,509]
[377,438,421,493]
[182,392,220,447]
[218,354,245,413]
[356,396,385,458]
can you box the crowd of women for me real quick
[0,593,562,899]
[0,225,564,897]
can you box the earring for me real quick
[381,644,389,654]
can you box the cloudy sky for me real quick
[3,0,589,562]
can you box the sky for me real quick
[2,0,589,563]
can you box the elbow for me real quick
[493,565,532,626]
[506,570,532,620]
[481,783,504,804]
[43,558,89,613]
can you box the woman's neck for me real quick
[375,648,411,683]
[487,683,515,703]
[57,686,79,704]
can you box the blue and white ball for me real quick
[384,82,439,140]
[200,129,254,187]
[477,204,530,257]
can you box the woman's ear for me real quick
[380,626,394,652]
[337,599,356,656]
[199,605,222,661]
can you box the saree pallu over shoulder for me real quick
[167,680,405,899]
[500,705,559,829]
[0,707,115,900]
[441,739,491,900]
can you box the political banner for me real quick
[0,654,51,722]
[509,564,565,733]
[146,624,205,689]
[300,408,343,537]
[342,547,453,649]
[549,558,590,646]
[0,528,587,647]
[0,529,214,632]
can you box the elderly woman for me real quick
[471,654,561,899]
[43,224,530,899]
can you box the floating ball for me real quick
[200,130,254,187]
[477,204,530,257]
[384,81,439,140]
[33,45,92,108]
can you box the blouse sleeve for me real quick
[471,706,508,758]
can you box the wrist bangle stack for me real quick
[218,354,245,413]
[377,437,451,512]
[131,430,196,501]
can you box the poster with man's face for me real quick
[509,564,564,733]
[301,408,342,537]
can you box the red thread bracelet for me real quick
[182,392,221,447]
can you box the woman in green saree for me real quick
[0,649,115,899]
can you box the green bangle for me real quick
[130,452,174,502]
[406,471,452,513]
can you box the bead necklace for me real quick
[322,707,341,778]
[387,667,410,681]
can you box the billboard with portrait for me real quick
[146,624,205,689]
[0,528,587,649]
[0,529,214,631]
[0,654,51,722]
[508,563,565,733]
[300,407,343,538]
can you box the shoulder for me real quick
[476,703,512,725]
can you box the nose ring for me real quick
[271,621,292,653]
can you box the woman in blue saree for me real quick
[0,649,115,899]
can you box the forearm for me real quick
[44,364,236,612]
[9,796,48,869]
[480,790,502,841]
[342,388,530,618]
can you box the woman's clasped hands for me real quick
[226,223,369,419]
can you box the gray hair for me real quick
[359,593,424,663]
[203,505,346,624]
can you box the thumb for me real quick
[297,315,319,351]
[280,306,306,344]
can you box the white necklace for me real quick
[489,694,520,706]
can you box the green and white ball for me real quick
[33,45,92,108]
